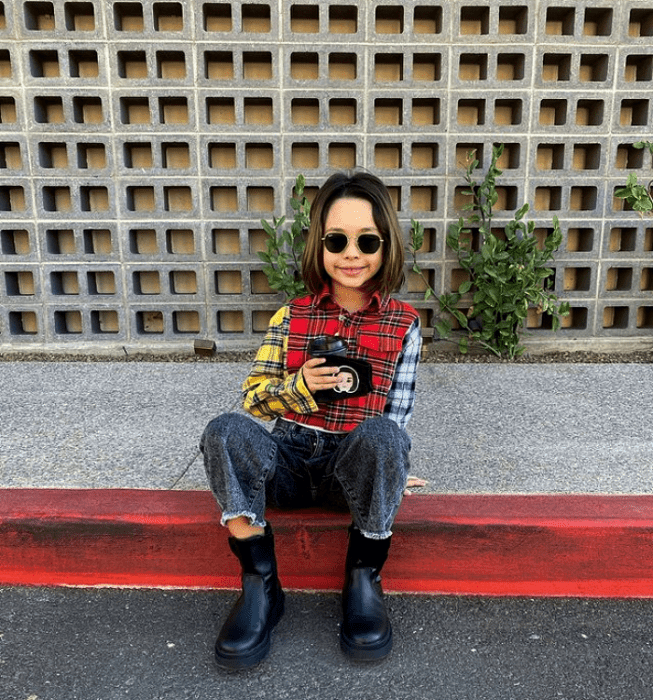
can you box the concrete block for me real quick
[0,0,650,353]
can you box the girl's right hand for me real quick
[301,357,340,394]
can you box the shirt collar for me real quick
[313,283,388,313]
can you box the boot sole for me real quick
[340,626,393,662]
[215,592,285,671]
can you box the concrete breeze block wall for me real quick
[0,0,652,354]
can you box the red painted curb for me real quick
[2,489,653,597]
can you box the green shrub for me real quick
[410,144,570,359]
[614,141,653,216]
[259,175,310,299]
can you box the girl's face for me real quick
[322,197,383,301]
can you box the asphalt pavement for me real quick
[2,586,653,700]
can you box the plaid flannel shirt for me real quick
[242,305,421,431]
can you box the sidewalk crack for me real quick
[170,448,201,490]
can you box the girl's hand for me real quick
[404,475,427,496]
[301,357,340,394]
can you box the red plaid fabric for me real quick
[283,292,419,432]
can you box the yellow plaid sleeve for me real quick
[242,306,318,420]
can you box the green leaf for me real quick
[486,286,499,304]
[434,320,452,339]
[261,219,277,237]
[452,309,468,327]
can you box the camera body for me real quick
[308,335,373,402]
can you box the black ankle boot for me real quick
[215,524,285,670]
[340,525,393,661]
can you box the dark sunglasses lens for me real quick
[324,233,348,253]
[358,235,382,254]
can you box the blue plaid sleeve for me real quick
[383,318,422,429]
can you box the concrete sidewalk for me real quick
[2,359,653,596]
[1,360,651,493]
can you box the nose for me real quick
[342,236,359,257]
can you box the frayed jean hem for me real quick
[220,510,266,530]
[360,529,392,540]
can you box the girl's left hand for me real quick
[404,475,427,496]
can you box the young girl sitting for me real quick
[200,171,422,670]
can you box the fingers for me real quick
[404,475,427,496]
[303,357,328,370]
[302,358,340,394]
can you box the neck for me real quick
[332,283,369,313]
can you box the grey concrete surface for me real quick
[1,361,652,492]
[2,586,653,700]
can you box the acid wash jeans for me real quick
[200,413,411,540]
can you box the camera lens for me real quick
[309,335,347,357]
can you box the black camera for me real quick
[308,335,373,402]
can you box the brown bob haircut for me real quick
[301,172,406,297]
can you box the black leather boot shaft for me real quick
[340,525,393,661]
[215,524,285,670]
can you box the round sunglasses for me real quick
[322,232,384,255]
